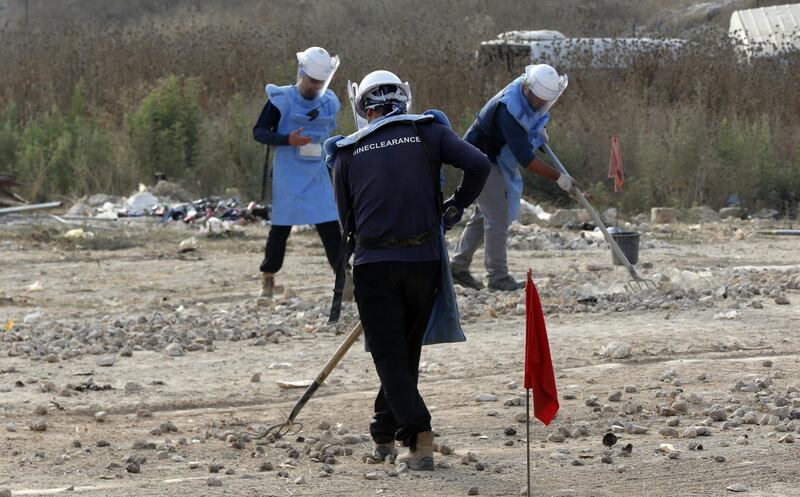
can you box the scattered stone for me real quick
[719,207,743,219]
[250,373,261,383]
[625,423,648,435]
[608,391,623,402]
[33,404,48,415]
[125,382,142,394]
[209,463,224,473]
[207,477,222,487]
[364,471,384,480]
[475,393,498,402]
[624,385,638,393]
[96,355,116,367]
[468,486,480,495]
[165,343,184,357]
[294,476,305,485]
[726,483,749,492]
[651,207,678,224]
[95,411,107,422]
[29,420,48,432]
[779,434,795,443]
[775,296,790,305]
[601,341,631,359]
[659,427,678,437]
[439,443,454,455]
[126,461,141,474]
[548,432,566,443]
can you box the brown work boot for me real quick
[342,269,354,302]
[396,431,434,471]
[259,272,275,298]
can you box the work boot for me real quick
[372,441,397,462]
[396,431,434,471]
[342,269,354,302]
[488,275,525,292]
[259,272,275,298]
[451,268,484,290]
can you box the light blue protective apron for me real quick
[325,110,465,346]
[475,76,550,222]
[266,84,340,226]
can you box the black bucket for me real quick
[610,231,640,266]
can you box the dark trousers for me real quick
[353,260,440,448]
[259,221,342,274]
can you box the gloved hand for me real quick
[441,197,464,231]
[556,173,576,192]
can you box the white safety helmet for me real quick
[524,64,568,102]
[353,70,412,119]
[296,47,339,81]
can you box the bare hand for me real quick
[288,127,312,147]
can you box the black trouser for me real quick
[353,260,440,448]
[259,221,342,274]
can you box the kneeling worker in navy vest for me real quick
[326,70,490,470]
[253,46,352,299]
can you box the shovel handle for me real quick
[286,321,364,424]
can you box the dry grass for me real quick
[1,0,799,213]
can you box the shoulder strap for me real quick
[411,122,443,217]
[328,147,356,323]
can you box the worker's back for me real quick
[334,120,446,265]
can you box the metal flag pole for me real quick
[526,388,531,497]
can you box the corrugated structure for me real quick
[729,3,800,58]
[477,31,686,70]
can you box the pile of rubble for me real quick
[65,181,269,224]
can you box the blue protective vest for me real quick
[474,76,550,221]
[266,84,341,226]
[325,110,465,347]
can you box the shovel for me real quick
[251,321,364,439]
[541,143,656,292]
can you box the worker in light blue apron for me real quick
[450,64,576,291]
[253,46,351,299]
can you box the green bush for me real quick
[195,94,264,200]
[11,83,117,201]
[0,103,20,170]
[127,75,200,182]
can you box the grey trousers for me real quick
[450,165,511,283]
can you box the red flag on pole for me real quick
[524,269,559,426]
[608,135,624,192]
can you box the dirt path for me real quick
[1,219,799,496]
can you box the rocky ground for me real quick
[1,215,799,497]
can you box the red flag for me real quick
[607,135,624,192]
[524,269,559,426]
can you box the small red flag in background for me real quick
[524,269,559,426]
[608,135,624,192]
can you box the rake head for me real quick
[626,277,657,293]
[246,419,304,440]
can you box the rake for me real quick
[541,143,656,292]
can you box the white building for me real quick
[477,30,686,69]
[729,3,800,58]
